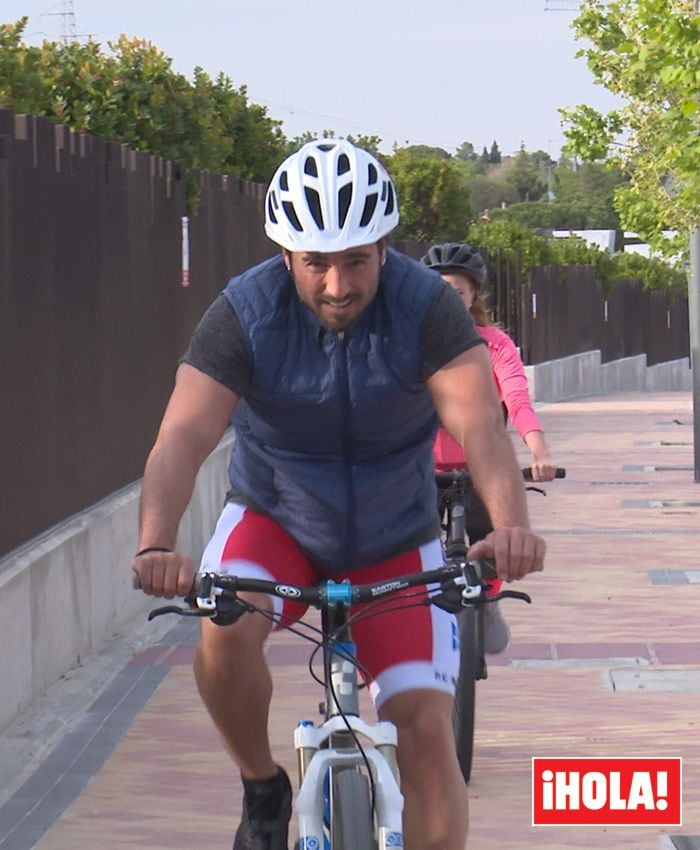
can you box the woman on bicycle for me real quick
[422,242,557,653]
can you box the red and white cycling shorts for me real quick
[200,503,460,710]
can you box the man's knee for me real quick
[381,690,454,752]
[196,596,274,666]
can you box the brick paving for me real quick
[1,390,699,849]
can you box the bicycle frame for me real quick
[294,589,404,849]
[140,563,527,848]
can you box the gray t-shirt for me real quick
[182,282,484,395]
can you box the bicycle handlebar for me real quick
[436,467,566,487]
[134,557,530,621]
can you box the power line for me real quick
[255,98,468,151]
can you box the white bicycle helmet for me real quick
[264,139,399,252]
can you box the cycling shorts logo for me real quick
[386,832,403,847]
[532,757,682,826]
[297,838,320,850]
[274,584,302,598]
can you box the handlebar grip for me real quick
[521,467,566,481]
[132,572,142,591]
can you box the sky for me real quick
[4,0,621,159]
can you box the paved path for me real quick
[1,391,698,850]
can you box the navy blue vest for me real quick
[223,249,443,572]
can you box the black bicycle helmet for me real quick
[420,242,487,289]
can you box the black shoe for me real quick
[233,767,292,850]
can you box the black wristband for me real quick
[135,546,172,557]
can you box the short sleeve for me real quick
[180,294,251,396]
[421,284,485,378]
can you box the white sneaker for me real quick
[483,601,511,654]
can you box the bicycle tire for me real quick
[330,768,376,850]
[453,606,479,784]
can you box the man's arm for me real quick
[428,345,545,580]
[134,363,239,597]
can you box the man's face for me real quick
[286,243,385,332]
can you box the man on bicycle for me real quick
[132,138,545,850]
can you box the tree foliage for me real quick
[503,145,551,202]
[560,0,700,259]
[0,18,287,206]
[467,219,686,291]
[387,147,472,241]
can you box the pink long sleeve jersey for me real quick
[434,323,542,470]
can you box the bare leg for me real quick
[193,594,277,779]
[380,689,469,850]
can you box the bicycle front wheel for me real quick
[453,606,479,784]
[330,768,376,850]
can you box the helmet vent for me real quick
[359,193,378,227]
[304,157,318,177]
[279,170,289,191]
[368,163,378,185]
[337,154,351,175]
[267,194,278,224]
[304,187,325,230]
[282,201,304,232]
[385,182,396,216]
[318,143,335,152]
[338,184,353,228]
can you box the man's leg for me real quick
[194,599,276,778]
[193,504,314,849]
[380,689,468,850]
[194,598,293,850]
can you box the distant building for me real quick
[623,231,678,258]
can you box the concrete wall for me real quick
[0,431,234,733]
[525,351,691,403]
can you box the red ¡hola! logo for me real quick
[532,757,682,826]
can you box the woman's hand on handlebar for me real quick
[132,550,194,598]
[467,526,546,583]
[529,453,557,482]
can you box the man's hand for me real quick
[468,527,546,583]
[132,551,194,598]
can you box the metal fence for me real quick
[0,110,274,559]
[397,243,689,367]
[0,111,691,559]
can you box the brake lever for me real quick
[147,605,214,621]
[489,589,532,604]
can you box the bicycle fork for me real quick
[294,601,404,849]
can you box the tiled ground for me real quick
[1,391,698,850]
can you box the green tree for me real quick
[401,144,451,160]
[504,144,549,202]
[455,141,477,161]
[0,19,287,201]
[387,147,471,241]
[467,176,519,217]
[560,0,700,259]
[488,140,502,164]
[490,197,621,230]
